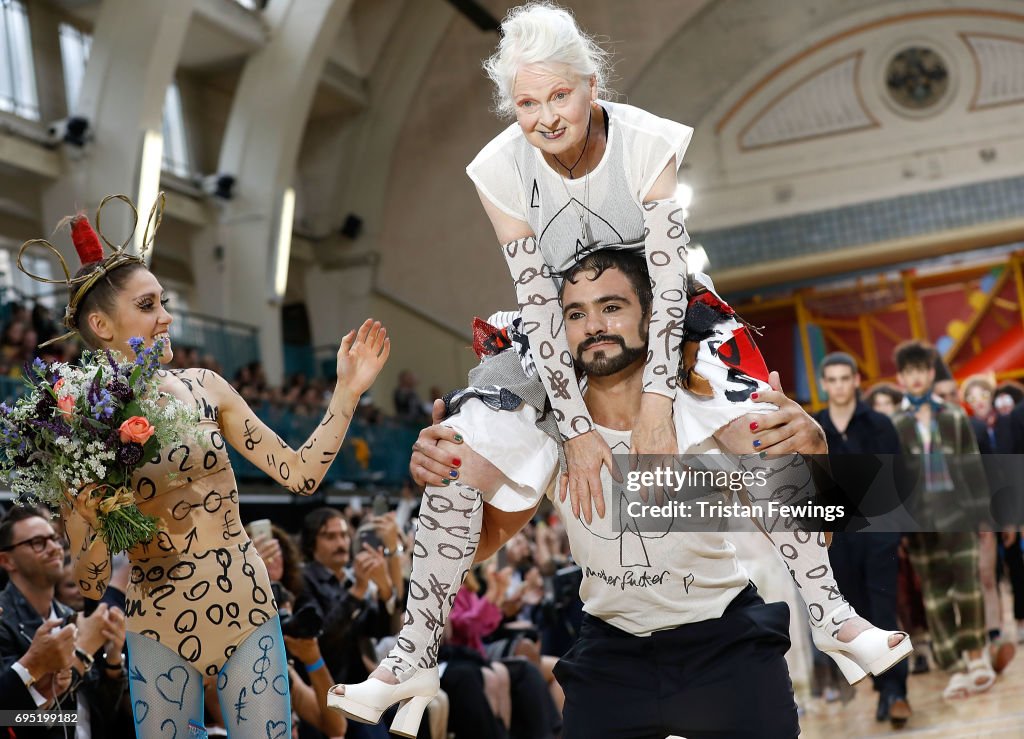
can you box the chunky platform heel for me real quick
[813,627,913,685]
[327,666,439,734]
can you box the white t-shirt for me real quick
[467,101,693,272]
[547,428,750,637]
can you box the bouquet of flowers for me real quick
[0,337,199,554]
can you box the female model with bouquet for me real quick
[17,194,389,737]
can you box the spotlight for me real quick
[445,0,500,32]
[48,116,90,147]
[200,174,236,200]
[687,243,709,273]
[340,214,363,240]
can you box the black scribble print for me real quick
[499,235,591,440]
[734,453,856,638]
[545,366,572,401]
[223,510,242,540]
[640,200,690,398]
[242,420,262,451]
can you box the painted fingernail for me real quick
[751,392,759,400]
[442,479,451,486]
[749,422,759,431]
[753,439,761,448]
[452,457,462,468]
[759,451,767,460]
[454,434,464,443]
[449,469,459,478]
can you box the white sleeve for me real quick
[619,107,694,201]
[467,129,529,221]
[12,662,49,707]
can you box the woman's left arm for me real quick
[631,159,690,455]
[213,319,389,495]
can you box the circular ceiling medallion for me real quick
[885,46,950,111]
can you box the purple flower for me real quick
[35,393,55,418]
[128,337,145,353]
[117,442,144,467]
[30,417,71,439]
[108,380,133,403]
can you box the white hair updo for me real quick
[483,2,612,119]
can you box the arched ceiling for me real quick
[348,0,1024,326]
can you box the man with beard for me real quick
[409,251,827,738]
[0,507,125,737]
[296,508,395,739]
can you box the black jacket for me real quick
[815,401,902,455]
[0,664,37,711]
[295,561,392,685]
[814,401,903,521]
[0,582,125,738]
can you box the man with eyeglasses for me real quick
[0,507,125,737]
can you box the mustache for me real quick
[579,334,625,352]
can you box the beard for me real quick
[574,327,648,377]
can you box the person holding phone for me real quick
[295,508,398,739]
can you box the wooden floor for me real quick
[723,535,1024,739]
[799,626,1024,738]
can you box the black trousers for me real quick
[1002,533,1024,621]
[553,584,799,739]
[829,532,908,698]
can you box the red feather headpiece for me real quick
[69,214,104,265]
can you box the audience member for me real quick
[394,369,429,424]
[296,508,396,739]
[0,507,126,736]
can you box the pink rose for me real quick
[56,394,75,416]
[119,416,155,445]
[53,381,74,415]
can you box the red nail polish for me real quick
[749,422,759,431]
[751,392,759,400]
[452,458,462,468]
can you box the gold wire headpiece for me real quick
[16,192,165,347]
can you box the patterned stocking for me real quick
[737,453,857,638]
[381,482,484,681]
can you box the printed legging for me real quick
[126,616,291,738]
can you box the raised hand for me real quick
[336,319,390,397]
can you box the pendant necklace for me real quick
[554,109,597,249]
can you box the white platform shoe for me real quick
[327,667,439,738]
[813,626,913,685]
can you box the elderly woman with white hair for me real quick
[329,3,910,733]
